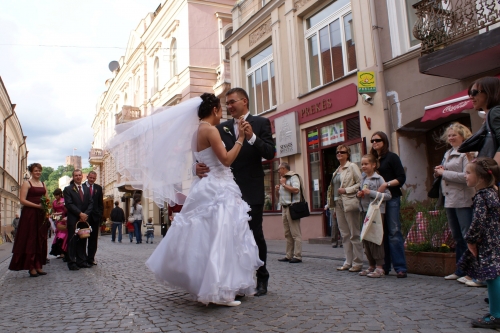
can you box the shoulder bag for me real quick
[289,174,310,220]
[458,113,498,157]
[428,149,449,198]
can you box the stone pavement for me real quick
[0,236,495,333]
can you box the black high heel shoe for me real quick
[29,271,39,277]
[36,271,47,275]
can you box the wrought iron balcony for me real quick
[413,0,500,54]
[89,148,103,164]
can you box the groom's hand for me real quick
[195,163,210,178]
[242,122,254,140]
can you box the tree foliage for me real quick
[44,165,76,199]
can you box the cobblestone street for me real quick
[0,237,494,333]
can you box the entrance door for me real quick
[322,147,340,236]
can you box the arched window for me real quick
[170,39,177,77]
[154,57,160,93]
[224,28,233,60]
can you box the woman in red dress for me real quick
[9,163,49,277]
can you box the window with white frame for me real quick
[387,0,421,57]
[405,0,419,47]
[154,56,160,93]
[224,28,233,60]
[170,39,177,77]
[246,45,277,115]
[305,0,356,90]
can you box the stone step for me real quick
[308,237,331,244]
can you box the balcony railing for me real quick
[413,0,500,54]
[115,105,142,125]
[89,148,103,164]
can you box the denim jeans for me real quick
[133,220,142,243]
[129,231,134,242]
[111,222,122,242]
[383,197,407,273]
[445,207,472,276]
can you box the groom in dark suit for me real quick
[63,169,94,270]
[197,87,275,296]
[83,171,104,266]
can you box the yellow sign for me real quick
[358,71,376,93]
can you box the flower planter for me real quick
[405,250,456,277]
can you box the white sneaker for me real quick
[444,273,460,280]
[214,300,241,307]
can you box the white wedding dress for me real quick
[146,146,263,304]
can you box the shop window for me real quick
[263,159,280,212]
[306,113,363,210]
[305,0,356,90]
[246,45,277,115]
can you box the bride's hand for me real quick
[238,117,246,139]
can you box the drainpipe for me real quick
[3,106,15,192]
[143,42,148,117]
[18,135,26,183]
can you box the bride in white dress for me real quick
[107,93,263,306]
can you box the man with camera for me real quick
[275,162,303,263]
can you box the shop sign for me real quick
[320,121,344,146]
[275,112,300,157]
[268,84,358,131]
[357,72,376,93]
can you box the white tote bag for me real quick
[360,192,384,245]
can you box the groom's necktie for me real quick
[90,185,93,196]
[78,185,84,201]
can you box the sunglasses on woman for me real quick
[469,89,484,97]
[336,151,348,155]
[370,139,383,143]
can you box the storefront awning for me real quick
[421,90,471,122]
[421,74,500,122]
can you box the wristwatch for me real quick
[387,181,391,187]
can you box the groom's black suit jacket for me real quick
[217,114,275,205]
[63,182,94,225]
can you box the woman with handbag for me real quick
[370,131,408,278]
[434,123,475,281]
[328,144,363,272]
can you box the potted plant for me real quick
[404,200,455,277]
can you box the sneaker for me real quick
[466,279,487,287]
[457,276,472,284]
[444,273,460,280]
[367,268,385,278]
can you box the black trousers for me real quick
[87,216,100,263]
[248,204,269,283]
[67,220,88,266]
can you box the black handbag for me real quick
[288,174,310,220]
[458,113,498,157]
[428,176,441,198]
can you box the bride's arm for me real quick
[209,125,245,167]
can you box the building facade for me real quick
[375,0,500,201]
[90,0,235,223]
[225,0,389,239]
[0,77,28,241]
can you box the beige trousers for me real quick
[335,200,363,267]
[282,206,302,260]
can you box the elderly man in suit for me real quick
[63,169,93,271]
[83,171,104,266]
[196,87,275,296]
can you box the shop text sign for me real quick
[275,112,300,157]
[357,72,376,93]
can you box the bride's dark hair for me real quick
[198,93,220,119]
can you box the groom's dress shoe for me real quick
[254,281,267,297]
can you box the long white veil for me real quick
[105,97,202,208]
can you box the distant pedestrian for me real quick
[110,201,125,243]
[126,221,135,242]
[356,154,391,278]
[275,162,303,263]
[460,158,500,329]
[144,217,154,244]
[131,198,144,244]
[11,214,19,240]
